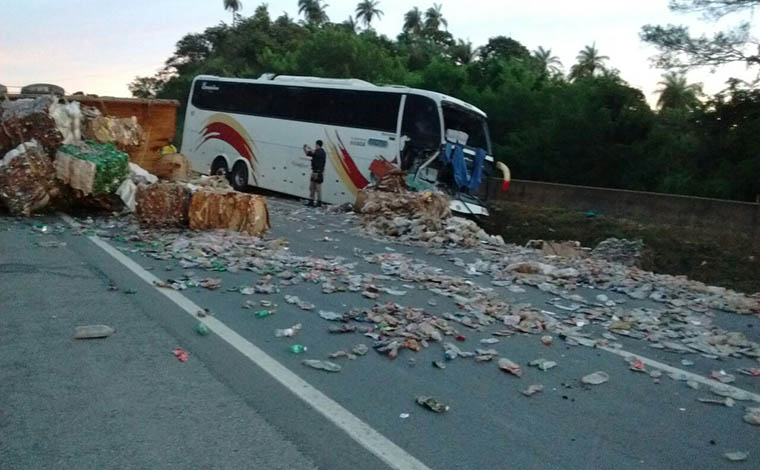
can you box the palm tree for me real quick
[223,0,243,24]
[656,71,703,111]
[298,0,329,26]
[403,7,423,35]
[355,0,383,29]
[450,40,478,65]
[342,15,358,32]
[533,46,563,75]
[424,3,447,32]
[569,43,609,80]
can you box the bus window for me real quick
[442,102,491,153]
[401,94,441,151]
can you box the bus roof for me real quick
[193,74,487,119]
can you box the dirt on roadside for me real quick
[483,201,760,295]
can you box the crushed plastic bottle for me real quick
[256,309,272,318]
[724,451,748,461]
[275,323,302,338]
[194,322,210,336]
[582,371,610,385]
[416,396,449,413]
[302,359,341,372]
[529,358,557,371]
[498,358,522,377]
[522,384,544,397]
[289,344,307,354]
[74,325,115,339]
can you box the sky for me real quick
[1,0,757,106]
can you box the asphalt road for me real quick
[1,198,759,470]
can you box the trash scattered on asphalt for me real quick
[289,344,307,354]
[540,335,553,345]
[742,407,760,425]
[74,324,115,339]
[498,358,523,377]
[416,396,450,413]
[433,360,447,369]
[697,397,735,407]
[629,358,646,372]
[736,368,760,376]
[725,451,749,461]
[399,413,410,419]
[686,380,700,390]
[529,358,557,371]
[275,323,302,338]
[302,359,341,372]
[172,348,188,362]
[352,344,369,356]
[582,371,610,385]
[194,322,210,336]
[522,384,544,396]
[318,310,343,321]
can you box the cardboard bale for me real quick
[153,153,190,181]
[189,189,270,236]
[55,141,129,195]
[0,140,62,215]
[135,182,191,227]
[0,96,62,156]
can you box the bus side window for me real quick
[401,95,441,150]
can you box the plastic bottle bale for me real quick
[0,96,63,156]
[153,153,190,181]
[56,141,129,195]
[135,182,191,227]
[188,189,270,236]
[0,140,62,215]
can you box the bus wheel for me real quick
[230,162,249,191]
[210,157,229,177]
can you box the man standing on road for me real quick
[303,140,326,207]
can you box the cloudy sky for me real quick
[1,0,757,105]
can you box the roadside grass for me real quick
[483,202,760,295]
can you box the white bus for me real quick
[181,74,509,215]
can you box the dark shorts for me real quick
[310,172,324,184]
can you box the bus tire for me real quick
[210,157,229,177]
[230,161,249,191]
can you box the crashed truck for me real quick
[181,74,511,215]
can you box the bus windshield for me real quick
[442,102,491,154]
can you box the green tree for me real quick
[569,43,609,80]
[402,7,423,35]
[424,3,447,32]
[298,0,329,26]
[641,0,760,78]
[655,71,703,111]
[223,0,243,24]
[355,0,383,29]
[533,46,563,75]
[342,15,358,32]
[449,40,478,65]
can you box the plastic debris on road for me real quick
[172,348,188,362]
[522,384,544,397]
[194,322,210,336]
[582,371,610,385]
[725,451,749,461]
[743,407,760,426]
[275,323,302,338]
[416,396,450,413]
[302,359,341,372]
[74,325,115,339]
[498,358,523,377]
[529,358,557,371]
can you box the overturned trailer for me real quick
[180,74,510,215]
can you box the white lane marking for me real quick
[598,346,760,402]
[60,214,431,470]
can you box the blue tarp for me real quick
[442,143,486,191]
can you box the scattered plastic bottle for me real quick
[74,325,115,339]
[289,344,307,354]
[256,309,271,318]
[194,322,210,336]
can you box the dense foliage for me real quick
[131,2,760,202]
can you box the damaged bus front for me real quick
[397,94,509,216]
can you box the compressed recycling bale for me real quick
[189,189,270,236]
[135,182,191,227]
[83,115,143,147]
[152,153,190,181]
[0,96,62,156]
[0,140,62,215]
[55,141,129,195]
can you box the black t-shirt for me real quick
[310,147,326,172]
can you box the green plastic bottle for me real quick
[289,344,307,354]
[195,322,210,336]
[256,309,271,318]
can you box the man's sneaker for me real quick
[305,200,314,207]
[315,201,323,208]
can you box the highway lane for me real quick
[2,199,758,469]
